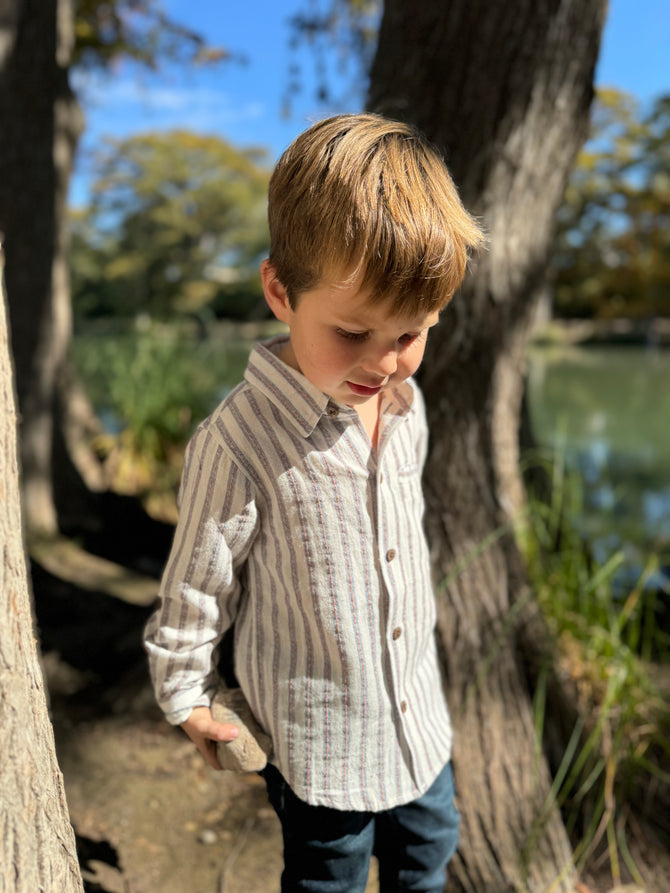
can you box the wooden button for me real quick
[400,701,407,713]
[392,627,402,640]
[386,549,396,562]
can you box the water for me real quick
[526,344,670,578]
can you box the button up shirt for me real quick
[145,335,452,811]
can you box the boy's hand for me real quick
[180,706,239,770]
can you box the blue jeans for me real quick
[261,761,460,892]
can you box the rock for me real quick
[197,829,218,845]
[211,688,273,773]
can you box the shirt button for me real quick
[327,405,338,417]
[392,627,402,640]
[400,701,408,714]
[386,549,396,562]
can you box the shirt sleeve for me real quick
[144,422,259,725]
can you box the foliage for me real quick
[73,0,229,70]
[517,451,670,882]
[70,321,257,514]
[553,89,670,319]
[285,0,381,111]
[70,131,270,321]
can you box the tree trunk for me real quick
[368,1,606,890]
[0,245,84,891]
[0,0,98,536]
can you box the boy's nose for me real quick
[363,349,398,377]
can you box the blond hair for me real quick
[267,113,484,314]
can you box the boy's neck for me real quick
[354,395,381,448]
[277,339,298,371]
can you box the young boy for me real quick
[145,113,483,892]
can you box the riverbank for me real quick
[533,316,670,348]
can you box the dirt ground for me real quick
[46,654,383,893]
[46,655,664,893]
[34,526,381,893]
[33,531,666,893]
[50,668,284,893]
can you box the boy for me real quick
[145,113,484,892]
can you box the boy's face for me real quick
[262,262,440,408]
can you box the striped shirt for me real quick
[144,335,452,811]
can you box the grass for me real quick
[71,321,257,518]
[517,448,670,886]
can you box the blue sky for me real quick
[70,0,670,206]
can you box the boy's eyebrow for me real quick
[329,307,378,329]
[392,310,442,330]
[330,312,389,326]
[332,312,440,332]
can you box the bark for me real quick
[368,1,607,890]
[0,0,97,536]
[0,245,84,891]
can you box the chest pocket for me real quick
[390,462,423,512]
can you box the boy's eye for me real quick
[335,329,424,346]
[336,328,370,342]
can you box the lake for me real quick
[525,344,670,580]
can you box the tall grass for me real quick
[518,449,670,885]
[71,322,253,517]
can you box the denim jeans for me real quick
[261,761,460,892]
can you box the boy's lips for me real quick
[346,380,383,397]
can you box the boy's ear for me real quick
[261,260,292,324]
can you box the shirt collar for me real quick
[245,334,415,438]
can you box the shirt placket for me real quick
[376,419,411,725]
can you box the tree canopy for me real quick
[73,0,229,69]
[553,89,670,319]
[71,131,270,320]
[285,0,380,109]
